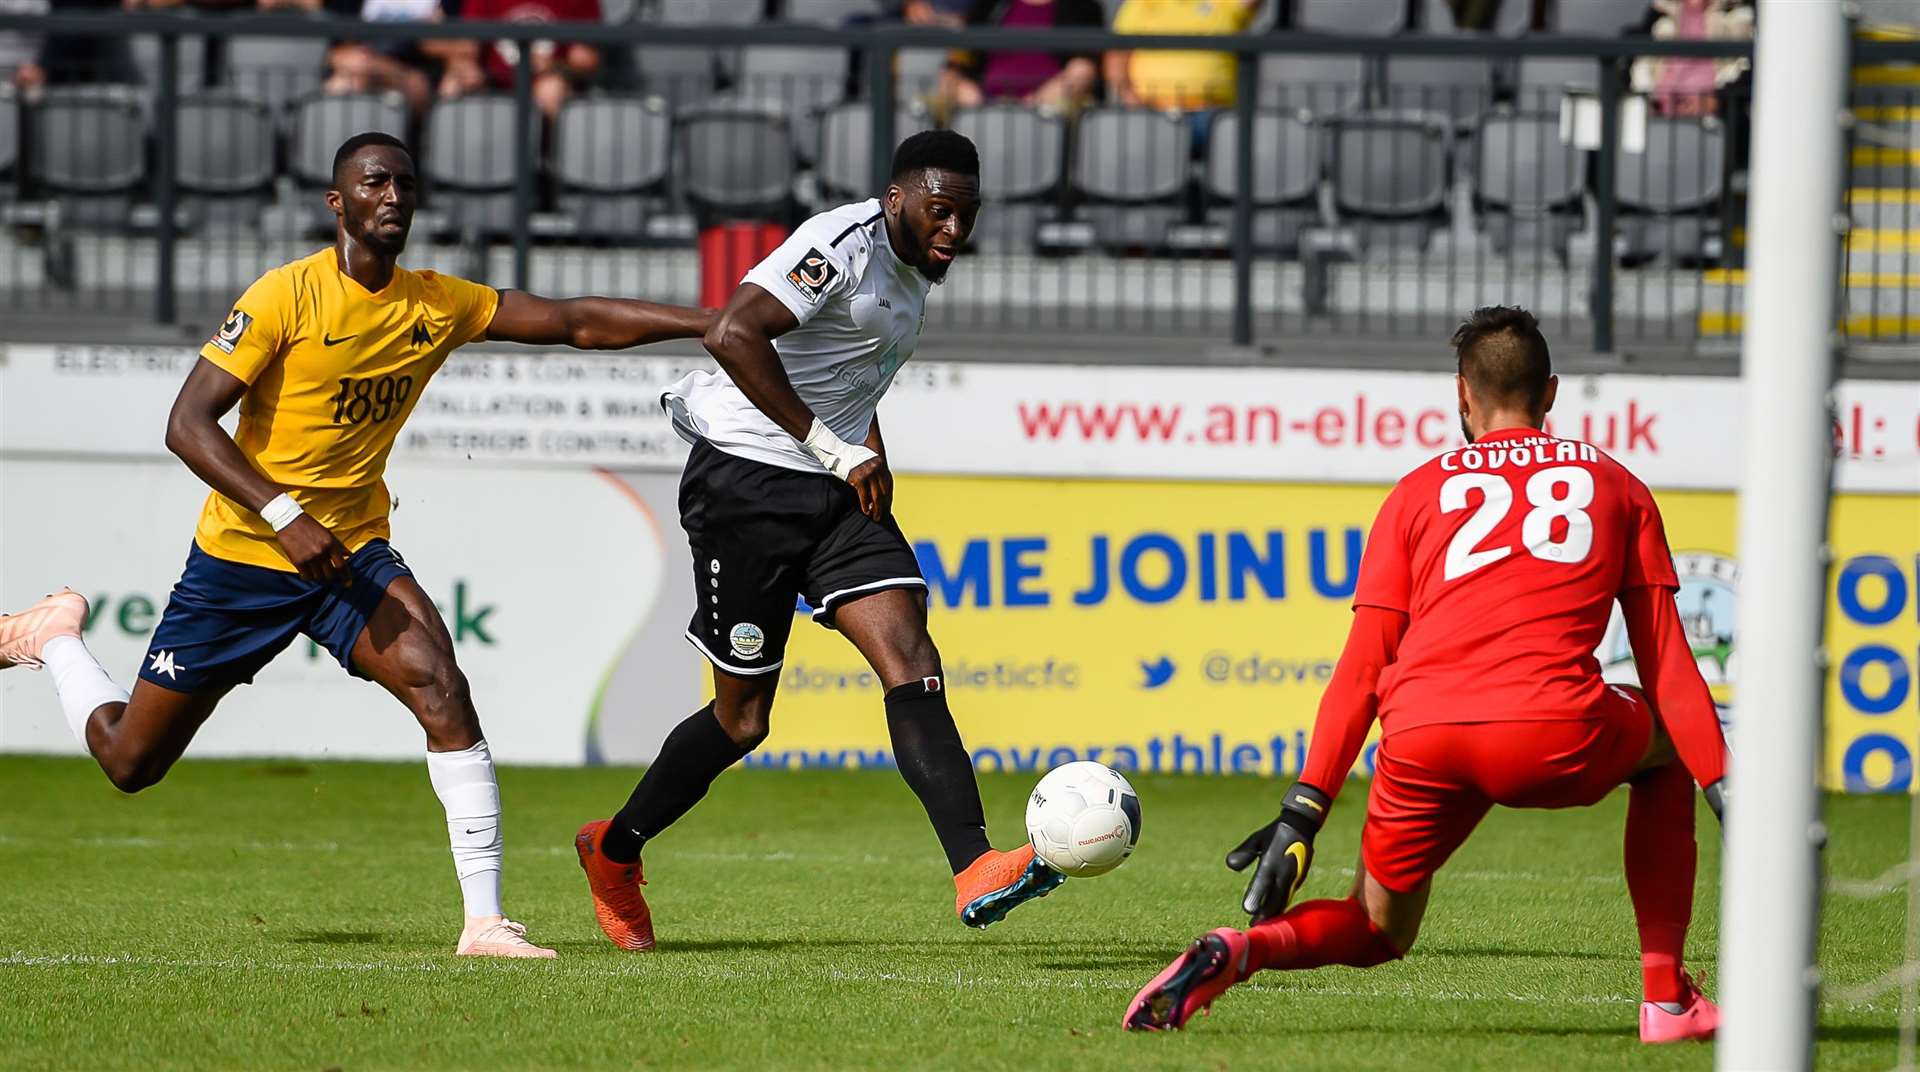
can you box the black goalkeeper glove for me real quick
[1225,782,1333,922]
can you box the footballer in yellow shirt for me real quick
[0,132,713,958]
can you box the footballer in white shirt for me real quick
[573,131,1066,950]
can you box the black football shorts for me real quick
[679,438,926,676]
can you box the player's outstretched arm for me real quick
[705,283,881,487]
[1226,604,1408,921]
[1297,604,1408,800]
[165,360,351,585]
[1621,585,1729,813]
[482,289,716,351]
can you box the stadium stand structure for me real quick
[0,0,1910,365]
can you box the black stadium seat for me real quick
[1203,109,1322,254]
[424,94,528,237]
[176,93,277,227]
[1071,107,1192,251]
[29,87,147,228]
[1473,112,1585,261]
[552,95,673,238]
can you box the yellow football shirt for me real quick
[193,249,499,571]
[1113,0,1259,111]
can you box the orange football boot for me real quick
[574,819,655,950]
[953,844,1065,928]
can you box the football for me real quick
[1024,762,1142,878]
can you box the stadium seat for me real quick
[1070,107,1192,251]
[1326,111,1452,250]
[1514,57,1602,108]
[893,49,949,106]
[634,0,758,109]
[129,34,206,99]
[1381,56,1498,126]
[289,93,408,188]
[654,0,759,22]
[1548,0,1648,34]
[28,88,147,227]
[0,89,18,201]
[553,95,672,238]
[728,43,853,162]
[1615,115,1727,262]
[1472,112,1585,260]
[816,102,929,203]
[1202,109,1322,254]
[949,103,1065,252]
[1272,3,1393,116]
[1295,0,1406,34]
[680,109,796,222]
[424,94,529,237]
[1420,0,1530,34]
[633,45,725,114]
[1256,53,1369,115]
[223,36,330,114]
[786,0,884,24]
[176,93,277,227]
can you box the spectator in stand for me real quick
[1631,0,1753,116]
[881,0,968,27]
[459,0,601,120]
[1102,0,1258,112]
[13,0,139,92]
[937,0,1103,114]
[320,0,486,117]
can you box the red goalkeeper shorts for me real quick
[1360,685,1654,893]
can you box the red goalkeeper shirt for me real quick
[1353,428,1678,732]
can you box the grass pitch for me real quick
[0,756,1903,1071]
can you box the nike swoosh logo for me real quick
[323,333,358,346]
[464,826,496,836]
[1283,841,1310,898]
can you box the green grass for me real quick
[0,756,1904,1071]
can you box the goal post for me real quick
[1716,2,1850,1069]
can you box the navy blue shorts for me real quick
[139,539,413,693]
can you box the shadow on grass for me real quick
[1818,1024,1898,1043]
[1032,956,1177,973]
[619,936,1180,957]
[288,930,401,946]
[1422,945,1623,962]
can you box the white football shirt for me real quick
[664,199,934,475]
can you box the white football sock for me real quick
[426,739,505,919]
[40,635,129,748]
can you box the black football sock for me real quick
[601,703,749,864]
[885,678,993,875]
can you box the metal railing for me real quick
[0,11,1902,355]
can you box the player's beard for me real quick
[1460,414,1475,443]
[363,221,409,257]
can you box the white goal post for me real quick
[1716,2,1849,1070]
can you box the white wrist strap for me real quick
[259,493,304,533]
[801,418,878,482]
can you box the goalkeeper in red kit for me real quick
[1124,306,1730,1044]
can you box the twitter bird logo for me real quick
[1140,656,1176,690]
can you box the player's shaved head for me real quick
[1453,305,1552,410]
[890,129,979,183]
[331,131,411,191]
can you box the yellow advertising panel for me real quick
[749,477,1920,793]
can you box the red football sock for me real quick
[1625,761,1696,1004]
[1244,897,1403,973]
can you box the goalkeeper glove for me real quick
[1225,782,1332,922]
